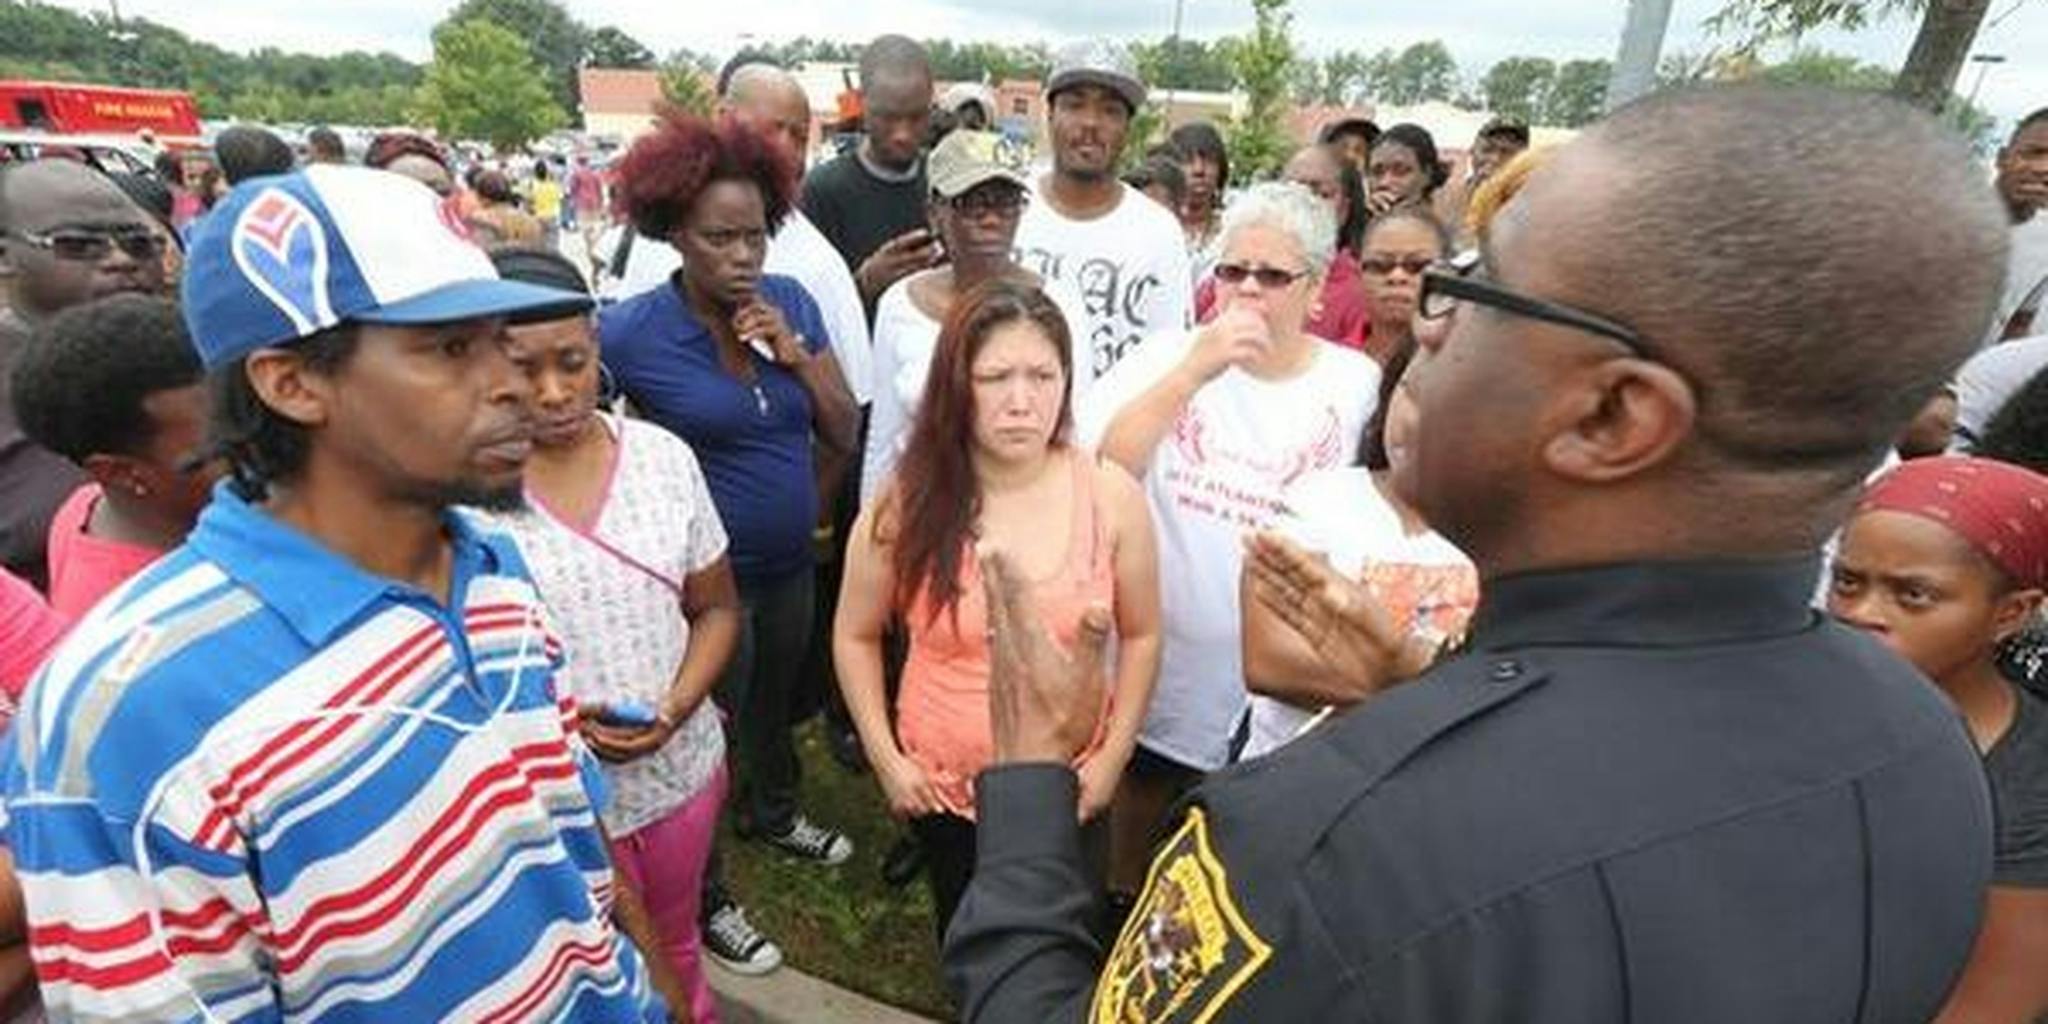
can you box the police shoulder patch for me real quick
[1092,807,1272,1024]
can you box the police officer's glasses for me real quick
[11,226,166,263]
[1420,250,1648,357]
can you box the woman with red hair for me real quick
[1829,455,2048,1023]
[834,279,1160,942]
[598,111,859,973]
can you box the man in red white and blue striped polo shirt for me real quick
[2,165,691,1021]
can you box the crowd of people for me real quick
[0,25,2043,1024]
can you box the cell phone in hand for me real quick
[594,699,660,729]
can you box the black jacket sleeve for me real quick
[942,764,1103,1023]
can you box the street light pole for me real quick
[1165,0,1187,126]
[106,0,137,83]
[1964,53,2006,113]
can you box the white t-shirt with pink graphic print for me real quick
[1079,329,1380,770]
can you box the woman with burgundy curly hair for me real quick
[833,278,1160,942]
[597,109,859,972]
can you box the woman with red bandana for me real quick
[1828,455,2048,1024]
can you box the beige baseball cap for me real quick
[926,130,1031,199]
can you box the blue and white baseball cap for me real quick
[181,165,593,368]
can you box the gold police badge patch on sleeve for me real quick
[1092,808,1272,1024]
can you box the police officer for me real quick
[943,85,2009,1023]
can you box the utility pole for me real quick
[1964,53,2005,112]
[107,0,139,84]
[1165,0,1188,126]
[1606,0,1675,113]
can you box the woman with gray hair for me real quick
[1077,181,1382,908]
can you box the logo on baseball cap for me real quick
[181,164,593,368]
[927,130,1031,199]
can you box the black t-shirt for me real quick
[798,152,927,275]
[1987,679,2048,887]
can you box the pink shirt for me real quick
[45,484,167,620]
[0,565,66,705]
[895,451,1115,819]
[569,168,605,211]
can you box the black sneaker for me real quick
[703,899,783,976]
[762,813,855,866]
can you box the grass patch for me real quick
[722,721,952,1019]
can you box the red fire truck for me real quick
[0,80,202,142]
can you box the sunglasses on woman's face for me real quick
[1213,262,1309,289]
[1360,255,1435,277]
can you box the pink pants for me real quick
[610,768,727,1024]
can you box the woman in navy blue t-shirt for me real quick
[599,113,861,928]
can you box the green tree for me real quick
[0,0,425,124]
[415,18,566,151]
[660,59,716,117]
[1705,47,1997,150]
[1757,48,1896,89]
[1223,0,1297,184]
[1479,56,1555,122]
[1289,49,1373,105]
[1121,103,1167,173]
[1379,41,1459,105]
[1133,37,1239,93]
[586,26,654,69]
[1655,50,1721,89]
[1541,59,1611,127]
[442,0,588,109]
[1707,0,1992,113]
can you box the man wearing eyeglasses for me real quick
[948,86,2005,1024]
[0,159,168,591]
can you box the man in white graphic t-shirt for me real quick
[1014,40,1193,383]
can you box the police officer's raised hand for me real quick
[1244,532,1434,697]
[981,543,1115,764]
[1182,305,1270,384]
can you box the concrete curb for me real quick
[709,962,943,1024]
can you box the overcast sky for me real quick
[52,0,2047,125]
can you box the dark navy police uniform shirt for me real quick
[599,274,829,589]
[946,559,1993,1024]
